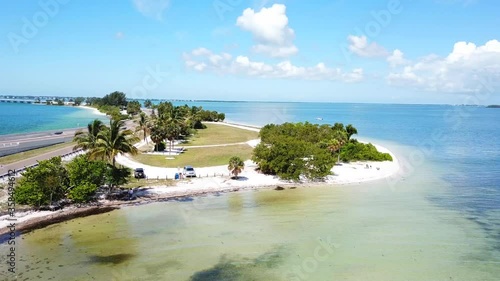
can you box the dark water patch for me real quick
[87,253,135,265]
[190,246,288,281]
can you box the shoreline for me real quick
[0,121,402,239]
[78,105,108,117]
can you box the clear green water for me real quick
[2,144,499,280]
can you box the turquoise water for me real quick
[1,101,500,280]
[0,103,109,135]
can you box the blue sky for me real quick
[1,0,499,104]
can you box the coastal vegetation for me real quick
[74,119,139,166]
[228,156,245,179]
[13,119,139,207]
[126,100,142,115]
[252,122,392,181]
[144,101,226,152]
[487,105,500,108]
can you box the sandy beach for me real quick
[0,122,400,232]
[78,105,108,116]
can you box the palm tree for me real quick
[165,121,180,152]
[135,112,149,144]
[346,124,358,140]
[90,119,139,166]
[149,121,167,152]
[327,130,348,164]
[73,119,106,151]
[228,156,245,179]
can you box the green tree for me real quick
[106,166,131,189]
[228,156,245,179]
[100,91,127,107]
[73,119,107,152]
[66,154,108,188]
[135,112,150,143]
[90,119,140,166]
[74,97,85,106]
[14,157,69,207]
[127,100,142,115]
[149,121,167,151]
[144,99,153,108]
[340,142,393,162]
[346,124,358,140]
[165,121,180,152]
[68,182,98,203]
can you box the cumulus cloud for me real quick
[348,35,389,58]
[236,4,298,58]
[387,49,408,67]
[133,0,170,20]
[387,40,500,93]
[183,48,363,82]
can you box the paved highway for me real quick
[0,128,82,157]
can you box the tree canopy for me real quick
[253,122,391,181]
[14,157,69,207]
[127,100,142,115]
[228,156,245,179]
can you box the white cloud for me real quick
[348,35,389,58]
[236,4,298,58]
[183,48,363,82]
[132,0,170,20]
[388,40,500,93]
[387,49,408,67]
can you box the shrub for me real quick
[68,182,98,203]
[340,142,393,162]
[14,157,69,207]
[66,154,108,188]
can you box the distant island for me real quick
[486,105,500,108]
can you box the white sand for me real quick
[0,210,58,229]
[325,142,399,185]
[79,105,107,116]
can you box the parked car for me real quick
[182,166,196,177]
[134,168,146,179]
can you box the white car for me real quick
[182,166,196,177]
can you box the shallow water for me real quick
[2,143,499,280]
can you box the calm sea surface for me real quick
[1,102,499,280]
[0,103,108,135]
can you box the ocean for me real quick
[1,101,499,280]
[0,103,109,135]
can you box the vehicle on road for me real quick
[183,166,196,177]
[134,168,146,179]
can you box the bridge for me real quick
[0,99,35,104]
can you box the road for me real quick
[0,145,81,180]
[0,128,81,157]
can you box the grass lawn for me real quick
[183,123,259,146]
[0,142,75,165]
[132,144,254,167]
